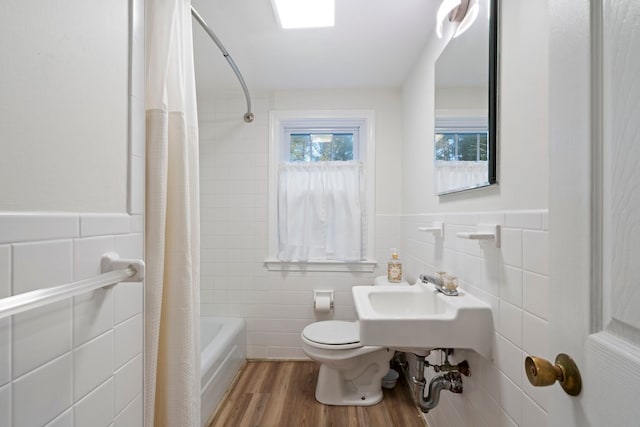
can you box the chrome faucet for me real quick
[419,273,459,296]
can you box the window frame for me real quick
[266,110,376,272]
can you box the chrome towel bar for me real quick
[0,253,144,320]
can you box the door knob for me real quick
[524,353,582,396]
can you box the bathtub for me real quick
[200,316,246,426]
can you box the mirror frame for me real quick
[487,0,498,187]
[435,0,499,195]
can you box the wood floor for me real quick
[206,361,427,427]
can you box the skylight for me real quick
[271,0,335,29]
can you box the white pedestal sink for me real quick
[352,281,494,359]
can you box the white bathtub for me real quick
[200,316,246,426]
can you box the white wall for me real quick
[403,0,549,213]
[0,1,130,213]
[0,0,145,425]
[198,88,404,357]
[400,1,551,426]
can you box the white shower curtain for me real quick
[145,0,200,426]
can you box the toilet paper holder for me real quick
[314,290,334,310]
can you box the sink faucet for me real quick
[419,273,459,296]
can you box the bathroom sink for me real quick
[352,282,493,359]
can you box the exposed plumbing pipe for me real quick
[412,350,467,413]
[191,6,254,123]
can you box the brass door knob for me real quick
[524,353,582,396]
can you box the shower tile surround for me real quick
[0,215,144,427]
[199,95,549,426]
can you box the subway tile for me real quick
[523,312,549,360]
[501,265,523,308]
[522,394,548,427]
[496,334,523,387]
[500,229,522,268]
[523,230,548,275]
[523,271,549,320]
[0,318,9,386]
[499,301,522,347]
[114,282,143,324]
[114,354,142,414]
[74,287,114,346]
[74,331,114,400]
[114,394,142,427]
[45,408,72,427]
[504,211,544,230]
[13,353,72,427]
[74,378,114,427]
[130,215,144,233]
[12,240,73,294]
[498,372,522,425]
[0,214,79,244]
[0,383,10,427]
[0,246,9,298]
[12,300,72,378]
[522,376,550,412]
[73,236,116,280]
[79,214,131,237]
[114,234,144,260]
[114,314,143,369]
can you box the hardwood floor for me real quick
[206,361,427,427]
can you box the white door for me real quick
[547,0,640,425]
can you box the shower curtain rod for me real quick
[191,6,254,123]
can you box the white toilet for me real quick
[301,320,393,406]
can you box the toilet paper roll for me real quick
[314,295,332,313]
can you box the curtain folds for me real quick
[145,0,200,426]
[434,160,489,193]
[278,161,364,262]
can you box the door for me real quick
[547,0,640,425]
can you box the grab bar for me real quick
[0,253,144,320]
[191,6,254,124]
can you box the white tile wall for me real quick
[401,211,550,427]
[74,378,114,427]
[0,383,10,426]
[73,331,114,401]
[198,93,396,358]
[12,353,73,427]
[0,214,144,426]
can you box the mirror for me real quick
[434,0,498,195]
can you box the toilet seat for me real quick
[302,321,361,350]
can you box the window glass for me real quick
[289,133,354,162]
[435,132,488,161]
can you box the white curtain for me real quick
[145,0,200,426]
[278,161,364,261]
[434,160,488,193]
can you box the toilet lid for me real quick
[302,321,360,346]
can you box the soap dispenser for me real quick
[387,249,403,283]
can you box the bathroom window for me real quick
[435,132,488,161]
[266,111,376,272]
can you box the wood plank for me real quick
[206,361,427,427]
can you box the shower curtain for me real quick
[145,0,201,426]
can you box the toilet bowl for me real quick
[301,320,393,406]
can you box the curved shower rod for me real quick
[191,6,254,123]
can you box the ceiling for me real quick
[191,0,440,94]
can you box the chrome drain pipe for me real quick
[412,351,467,413]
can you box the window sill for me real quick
[264,259,377,272]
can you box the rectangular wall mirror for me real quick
[434,0,498,195]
